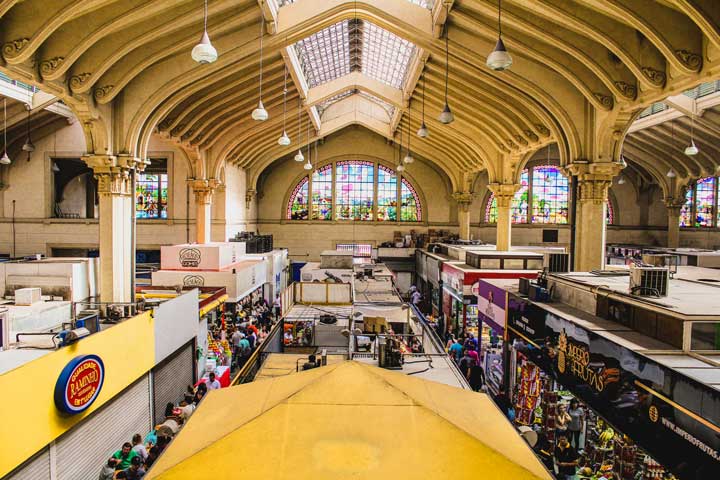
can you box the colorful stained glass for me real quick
[606,199,614,225]
[335,160,374,220]
[485,170,529,223]
[401,178,421,222]
[694,177,715,227]
[532,166,568,224]
[288,176,309,220]
[136,173,168,219]
[377,165,397,221]
[680,188,694,227]
[311,165,333,220]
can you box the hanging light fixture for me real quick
[22,102,34,155]
[617,176,626,185]
[294,97,304,162]
[667,169,676,178]
[396,126,405,172]
[684,109,699,156]
[191,0,218,64]
[278,66,291,145]
[404,111,415,164]
[438,5,454,125]
[486,0,513,71]
[417,70,429,138]
[1,98,10,165]
[303,120,312,170]
[251,2,268,122]
[52,162,60,173]
[618,155,627,169]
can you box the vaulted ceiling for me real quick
[0,0,719,192]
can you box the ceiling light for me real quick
[439,6,453,125]
[252,2,268,122]
[404,108,414,164]
[685,108,699,156]
[618,156,627,169]
[617,176,626,185]
[278,131,291,146]
[1,98,9,165]
[396,163,405,172]
[303,159,313,170]
[23,103,34,154]
[417,69,429,138]
[22,138,34,152]
[191,0,218,64]
[684,139,698,156]
[403,154,415,164]
[278,66,291,146]
[667,169,676,178]
[52,162,60,172]
[294,150,304,162]
[487,0,512,71]
[294,96,304,161]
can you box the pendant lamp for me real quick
[278,66,291,145]
[667,169,676,178]
[438,6,454,125]
[617,176,626,185]
[417,71,429,138]
[396,126,405,172]
[303,119,312,170]
[191,0,218,64]
[684,111,699,156]
[1,98,10,165]
[52,162,60,173]
[252,3,268,122]
[22,103,34,154]
[404,111,415,164]
[486,0,513,71]
[294,98,304,162]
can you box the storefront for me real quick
[505,293,720,479]
[415,249,446,319]
[474,278,514,397]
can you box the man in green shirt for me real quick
[112,442,138,470]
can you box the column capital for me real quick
[563,161,622,180]
[451,191,474,212]
[663,197,686,215]
[189,178,222,205]
[488,183,521,207]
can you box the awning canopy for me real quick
[146,361,551,480]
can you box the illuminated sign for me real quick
[54,355,105,415]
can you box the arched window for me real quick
[484,165,614,225]
[680,176,718,227]
[286,160,422,222]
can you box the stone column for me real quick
[488,183,521,251]
[190,179,219,244]
[452,192,473,240]
[664,199,683,248]
[85,155,138,303]
[567,163,621,271]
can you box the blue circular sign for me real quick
[54,354,105,415]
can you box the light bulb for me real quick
[403,154,415,164]
[486,37,513,71]
[667,169,676,178]
[191,31,218,64]
[618,176,626,185]
[52,162,60,172]
[22,138,35,152]
[252,100,268,121]
[294,150,304,162]
[303,161,313,171]
[278,131,291,146]
[396,164,405,172]
[0,152,10,165]
[438,103,454,124]
[417,123,429,138]
[684,140,699,156]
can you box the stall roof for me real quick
[146,361,552,480]
[353,276,402,304]
[355,304,409,324]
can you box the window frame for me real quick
[679,176,720,228]
[135,157,170,221]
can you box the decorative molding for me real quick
[245,188,257,210]
[39,56,64,76]
[524,130,539,142]
[578,178,612,205]
[487,183,521,208]
[2,38,29,58]
[641,67,666,87]
[93,85,114,101]
[514,134,528,146]
[593,93,614,110]
[505,138,518,150]
[69,72,92,90]
[535,124,550,137]
[614,81,637,100]
[675,49,702,71]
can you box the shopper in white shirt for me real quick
[131,433,148,461]
[206,372,222,390]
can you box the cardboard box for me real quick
[152,260,265,301]
[15,287,42,306]
[160,242,246,271]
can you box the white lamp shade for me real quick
[403,154,415,164]
[278,131,291,146]
[486,37,513,71]
[417,123,429,138]
[0,152,10,165]
[667,169,676,178]
[22,138,35,152]
[684,140,699,156]
[396,164,405,172]
[294,150,304,162]
[438,103,454,124]
[191,31,218,64]
[303,161,313,170]
[617,176,626,185]
[252,100,268,121]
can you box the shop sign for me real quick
[475,280,507,332]
[54,355,105,415]
[183,275,205,287]
[179,248,201,268]
[648,406,720,461]
[557,330,611,392]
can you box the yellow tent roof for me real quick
[146,361,552,480]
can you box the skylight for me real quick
[294,21,351,88]
[361,21,415,89]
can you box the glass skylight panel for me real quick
[294,21,351,88]
[359,91,396,117]
[361,21,416,89]
[316,89,355,116]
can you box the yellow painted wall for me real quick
[0,311,155,478]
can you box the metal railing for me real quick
[230,318,285,385]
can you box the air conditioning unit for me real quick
[641,254,678,276]
[543,252,570,273]
[629,265,669,297]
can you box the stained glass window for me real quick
[288,176,309,220]
[485,170,529,223]
[377,165,397,221]
[694,177,715,227]
[401,178,421,221]
[606,198,614,225]
[135,159,168,219]
[311,165,333,220]
[680,188,694,227]
[336,160,375,220]
[532,166,569,224]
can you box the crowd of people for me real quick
[445,331,485,392]
[226,294,278,371]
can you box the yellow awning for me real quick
[146,361,552,480]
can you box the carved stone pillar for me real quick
[566,163,621,271]
[85,155,142,303]
[488,183,521,251]
[452,192,473,240]
[190,179,220,244]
